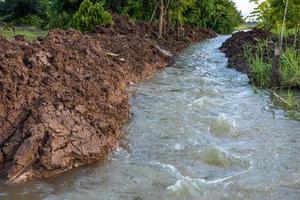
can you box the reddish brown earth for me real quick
[0,15,216,184]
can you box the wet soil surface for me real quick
[0,14,216,184]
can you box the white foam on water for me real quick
[198,146,250,168]
[188,96,220,112]
[208,113,240,137]
[149,161,186,179]
[174,143,184,150]
[166,169,251,199]
[149,157,251,199]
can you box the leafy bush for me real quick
[18,14,43,27]
[48,11,74,29]
[47,0,83,29]
[69,0,112,32]
[105,0,242,34]
[0,0,48,28]
[209,0,243,34]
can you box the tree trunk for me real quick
[159,0,164,38]
[271,47,281,87]
[177,3,179,38]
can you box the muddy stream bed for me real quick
[1,36,300,200]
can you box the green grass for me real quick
[244,39,300,88]
[271,90,300,119]
[245,38,300,117]
[280,47,300,87]
[247,54,272,88]
[286,90,300,110]
[0,26,47,40]
[244,39,273,88]
[236,24,255,31]
[271,26,300,37]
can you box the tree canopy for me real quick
[250,0,300,33]
[0,0,244,34]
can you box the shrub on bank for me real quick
[17,14,44,28]
[69,0,112,32]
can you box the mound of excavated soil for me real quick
[0,15,216,184]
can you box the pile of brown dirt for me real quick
[94,14,216,53]
[0,15,216,184]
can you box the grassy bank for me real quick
[244,39,300,88]
[236,24,255,31]
[271,89,300,120]
[244,37,300,114]
[0,26,47,40]
[220,29,300,115]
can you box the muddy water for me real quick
[1,36,300,200]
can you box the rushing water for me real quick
[1,36,300,200]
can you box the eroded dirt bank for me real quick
[0,15,216,184]
[220,29,273,74]
[220,29,299,74]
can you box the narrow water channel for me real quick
[1,36,300,200]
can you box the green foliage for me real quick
[209,0,243,34]
[247,53,272,88]
[47,0,108,29]
[0,0,48,28]
[237,24,255,31]
[104,0,128,13]
[153,0,242,33]
[116,0,242,34]
[69,0,112,32]
[118,0,155,21]
[169,0,196,26]
[0,26,47,40]
[0,0,243,33]
[48,0,83,29]
[245,41,272,88]
[280,47,300,86]
[244,39,300,88]
[184,0,215,27]
[18,15,43,27]
[286,90,300,110]
[250,0,300,32]
[271,90,300,117]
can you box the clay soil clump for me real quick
[0,15,216,184]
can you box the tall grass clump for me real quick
[280,47,300,87]
[271,89,300,121]
[244,38,300,88]
[244,39,273,88]
[0,26,47,40]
